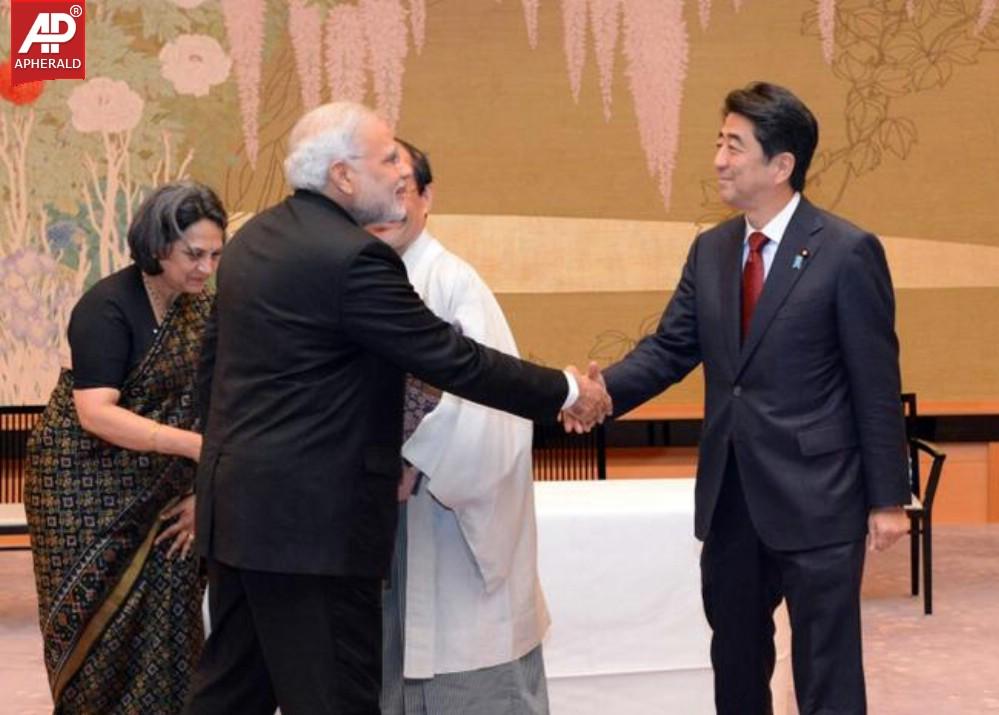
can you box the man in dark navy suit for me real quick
[591,83,911,715]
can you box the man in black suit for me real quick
[586,83,911,714]
[183,102,610,715]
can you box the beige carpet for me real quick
[2,525,997,714]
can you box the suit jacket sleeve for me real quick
[341,242,568,423]
[836,233,911,508]
[604,236,703,416]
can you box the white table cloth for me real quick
[534,479,791,715]
[0,502,27,534]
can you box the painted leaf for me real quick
[913,0,943,27]
[941,34,982,64]
[845,8,882,42]
[913,58,953,89]
[637,312,661,338]
[833,50,872,82]
[871,64,912,96]
[884,28,924,65]
[845,89,887,141]
[847,140,881,175]
[589,330,634,361]
[801,7,820,37]
[878,116,917,159]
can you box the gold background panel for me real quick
[494,288,999,404]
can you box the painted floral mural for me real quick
[1,0,998,402]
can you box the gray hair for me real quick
[283,102,376,191]
[128,181,227,275]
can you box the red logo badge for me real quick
[9,1,86,85]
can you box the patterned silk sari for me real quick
[24,292,211,715]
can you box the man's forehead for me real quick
[355,116,391,148]
[718,114,753,140]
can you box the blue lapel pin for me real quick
[792,248,809,270]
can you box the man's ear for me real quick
[772,152,796,187]
[421,183,434,217]
[328,161,352,195]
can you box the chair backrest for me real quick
[901,392,921,499]
[910,438,946,513]
[532,422,606,481]
[0,406,45,503]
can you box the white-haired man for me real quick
[184,103,610,715]
[370,139,550,714]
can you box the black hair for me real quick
[396,138,433,195]
[723,82,819,192]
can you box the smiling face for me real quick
[366,143,432,254]
[338,116,411,226]
[713,112,794,219]
[156,218,224,294]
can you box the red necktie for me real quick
[741,231,769,343]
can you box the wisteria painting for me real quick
[1,0,998,403]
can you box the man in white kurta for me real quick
[368,140,550,715]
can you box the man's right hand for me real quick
[562,362,612,433]
[398,463,420,502]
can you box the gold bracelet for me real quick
[149,424,162,452]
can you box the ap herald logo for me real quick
[10,1,86,85]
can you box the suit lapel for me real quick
[737,199,825,376]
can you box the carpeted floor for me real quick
[2,525,998,714]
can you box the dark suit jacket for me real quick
[604,198,910,551]
[196,190,567,577]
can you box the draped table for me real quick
[534,479,792,715]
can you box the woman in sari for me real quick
[24,181,227,714]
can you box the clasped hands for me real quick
[561,361,612,433]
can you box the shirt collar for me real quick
[401,229,434,273]
[743,192,801,247]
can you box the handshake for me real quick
[561,361,613,433]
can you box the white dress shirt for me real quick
[742,192,802,279]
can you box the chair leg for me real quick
[923,517,933,615]
[909,518,919,597]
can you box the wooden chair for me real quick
[0,405,45,545]
[532,422,606,481]
[900,393,947,614]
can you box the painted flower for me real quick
[9,247,56,276]
[0,59,45,105]
[46,220,80,252]
[67,77,144,133]
[24,316,57,349]
[159,34,232,97]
